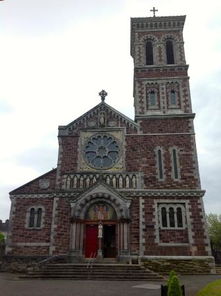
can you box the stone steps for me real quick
[21,263,164,281]
[216,265,221,274]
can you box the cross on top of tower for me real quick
[150,7,158,17]
[99,90,108,102]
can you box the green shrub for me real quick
[0,232,5,243]
[167,275,183,296]
[167,270,177,286]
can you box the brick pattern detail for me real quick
[159,229,189,243]
[188,198,210,256]
[7,198,53,256]
[59,137,79,175]
[125,133,199,189]
[53,198,71,254]
[139,118,192,133]
[130,198,139,254]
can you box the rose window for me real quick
[84,134,120,169]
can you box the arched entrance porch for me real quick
[69,185,131,262]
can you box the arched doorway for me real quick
[84,202,117,258]
[69,184,131,261]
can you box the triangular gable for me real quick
[58,101,138,136]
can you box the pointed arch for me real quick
[146,40,153,65]
[166,40,175,64]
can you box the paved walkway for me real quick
[0,272,220,296]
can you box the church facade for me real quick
[6,14,214,271]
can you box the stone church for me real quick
[6,13,214,271]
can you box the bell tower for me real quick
[131,12,192,119]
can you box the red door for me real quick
[85,225,98,258]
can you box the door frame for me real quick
[84,220,117,258]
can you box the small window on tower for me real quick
[146,41,153,65]
[149,90,156,106]
[166,40,175,64]
[170,90,177,105]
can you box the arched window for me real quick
[177,207,183,228]
[147,86,159,109]
[166,40,175,64]
[146,41,153,65]
[161,207,167,227]
[156,148,164,180]
[29,208,35,228]
[169,207,175,227]
[149,90,156,106]
[27,206,44,229]
[159,204,186,229]
[36,208,42,228]
[170,90,177,105]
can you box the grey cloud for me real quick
[0,0,125,36]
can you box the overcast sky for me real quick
[0,0,220,221]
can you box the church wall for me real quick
[188,198,210,256]
[53,198,71,254]
[58,136,79,175]
[140,196,209,256]
[138,118,192,134]
[11,198,52,244]
[125,133,200,189]
[130,197,140,254]
[159,229,189,244]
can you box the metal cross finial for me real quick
[150,7,158,17]
[99,90,108,102]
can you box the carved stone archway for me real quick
[69,183,131,261]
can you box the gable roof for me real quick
[58,101,138,136]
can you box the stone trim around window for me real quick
[166,81,181,109]
[158,203,186,229]
[146,83,160,110]
[25,205,45,230]
[154,147,165,181]
[154,200,192,245]
[170,146,181,180]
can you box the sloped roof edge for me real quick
[58,101,138,131]
[9,168,57,195]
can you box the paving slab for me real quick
[0,272,220,296]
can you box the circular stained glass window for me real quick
[84,134,120,169]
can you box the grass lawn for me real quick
[196,279,221,296]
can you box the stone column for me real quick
[70,218,84,262]
[118,218,130,261]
